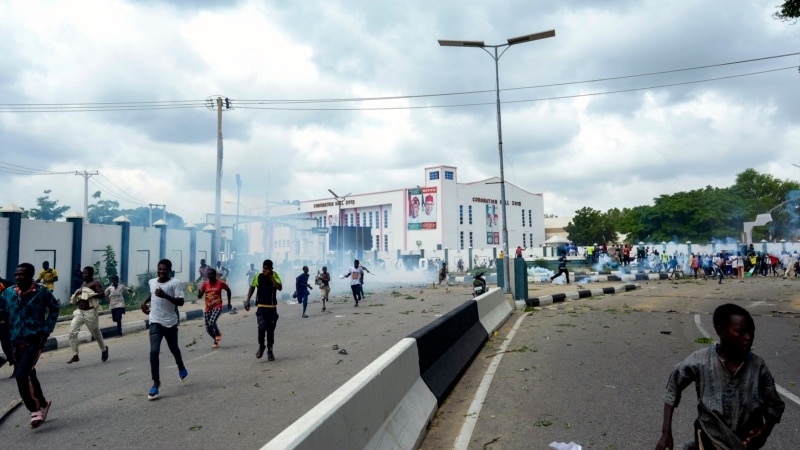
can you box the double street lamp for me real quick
[439,29,555,294]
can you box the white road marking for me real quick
[454,312,528,450]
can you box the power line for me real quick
[0,52,796,113]
[0,162,74,175]
[235,66,798,111]
[89,176,147,207]
[233,51,800,105]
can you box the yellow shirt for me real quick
[38,268,58,291]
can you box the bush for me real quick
[531,259,549,268]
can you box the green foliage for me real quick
[564,169,800,243]
[102,245,118,281]
[564,207,617,245]
[775,0,800,22]
[23,189,71,221]
[87,191,121,224]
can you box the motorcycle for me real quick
[472,271,487,297]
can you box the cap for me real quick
[425,195,434,203]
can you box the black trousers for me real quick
[551,268,570,283]
[256,308,279,349]
[13,335,48,412]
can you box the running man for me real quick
[67,266,108,364]
[0,263,60,428]
[244,259,282,361]
[318,266,331,311]
[197,268,231,348]
[342,259,364,307]
[295,266,313,318]
[141,259,188,400]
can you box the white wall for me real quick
[19,219,74,301]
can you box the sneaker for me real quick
[267,349,275,361]
[322,306,326,311]
[101,346,109,362]
[148,386,159,400]
[178,368,189,381]
[66,355,80,364]
[354,302,359,307]
[256,345,266,359]
[302,314,309,318]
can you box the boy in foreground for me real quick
[656,303,784,450]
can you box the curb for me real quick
[43,309,206,352]
[518,283,640,308]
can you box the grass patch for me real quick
[533,419,553,427]
[694,337,714,344]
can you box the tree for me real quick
[23,189,71,221]
[87,191,121,224]
[564,207,617,245]
[775,0,800,22]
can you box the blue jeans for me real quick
[298,292,309,314]
[149,322,185,383]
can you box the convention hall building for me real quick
[248,165,545,272]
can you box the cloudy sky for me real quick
[1,0,799,225]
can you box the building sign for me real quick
[485,204,500,245]
[407,187,437,230]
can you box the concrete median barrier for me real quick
[263,338,437,450]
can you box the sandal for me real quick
[30,410,44,428]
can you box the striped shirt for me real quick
[664,345,785,445]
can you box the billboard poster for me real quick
[485,204,500,244]
[407,187,437,230]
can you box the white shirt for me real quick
[344,267,363,286]
[148,277,183,328]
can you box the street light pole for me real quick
[439,29,555,294]
[328,189,351,271]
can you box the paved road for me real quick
[5,276,796,449]
[421,277,800,449]
[0,279,493,448]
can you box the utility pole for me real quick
[207,96,232,264]
[234,174,242,256]
[75,171,99,223]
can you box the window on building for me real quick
[460,231,464,250]
[459,205,463,225]
[469,232,473,248]
[444,171,454,180]
[429,171,440,180]
[369,211,373,227]
[523,234,527,248]
[383,210,389,228]
[521,209,525,228]
[468,205,473,225]
[529,233,533,248]
[528,210,532,227]
[383,234,389,251]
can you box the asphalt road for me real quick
[0,279,483,449]
[3,276,797,450]
[420,276,800,449]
